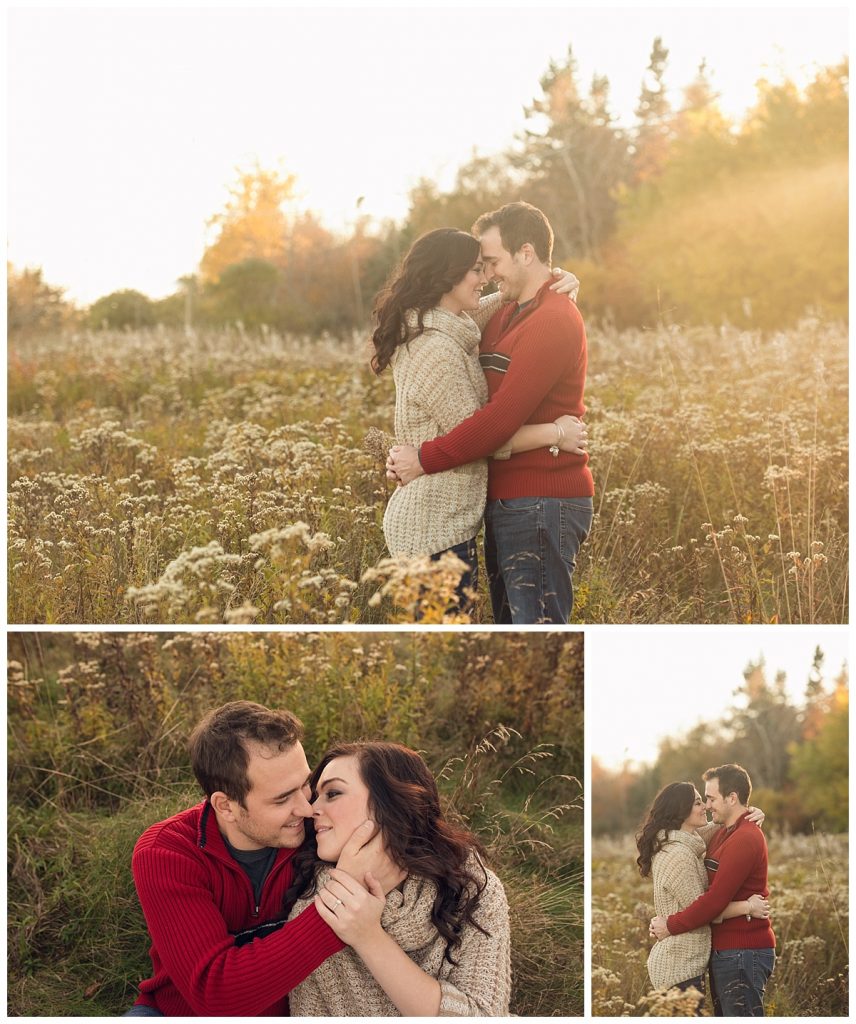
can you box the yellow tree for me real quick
[200,163,296,282]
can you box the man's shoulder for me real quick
[533,288,585,329]
[134,801,206,859]
[725,815,768,853]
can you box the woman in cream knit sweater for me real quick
[371,228,584,606]
[286,742,511,1016]
[635,782,770,1010]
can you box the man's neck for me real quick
[517,266,553,305]
[724,806,749,829]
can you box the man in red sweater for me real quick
[650,764,776,1016]
[386,201,593,624]
[127,701,400,1016]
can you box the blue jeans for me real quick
[430,536,479,614]
[710,948,775,1017]
[123,1006,164,1017]
[674,973,706,1015]
[484,496,592,624]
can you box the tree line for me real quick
[592,648,848,836]
[8,41,848,335]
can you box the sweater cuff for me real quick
[667,911,688,936]
[438,980,472,1016]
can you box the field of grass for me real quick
[8,317,848,624]
[591,832,849,1017]
[8,631,584,1016]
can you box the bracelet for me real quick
[549,421,565,458]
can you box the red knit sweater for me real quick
[667,812,776,950]
[419,279,594,501]
[131,801,344,1016]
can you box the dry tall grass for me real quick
[591,832,848,1016]
[8,317,848,623]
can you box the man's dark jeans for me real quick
[484,496,592,624]
[710,948,775,1016]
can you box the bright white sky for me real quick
[586,628,850,770]
[6,3,849,303]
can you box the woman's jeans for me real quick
[709,948,775,1017]
[484,496,592,624]
[673,973,706,1016]
[430,536,479,613]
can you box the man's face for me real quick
[479,225,528,303]
[228,740,313,850]
[704,777,732,825]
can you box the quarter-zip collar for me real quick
[196,799,296,917]
[497,277,556,335]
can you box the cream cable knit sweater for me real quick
[383,294,504,557]
[647,829,711,990]
[288,863,512,1016]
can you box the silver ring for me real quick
[333,898,344,909]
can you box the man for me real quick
[386,201,593,624]
[650,764,776,1016]
[128,701,400,1016]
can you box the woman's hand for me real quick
[747,893,771,919]
[315,868,386,949]
[555,414,588,454]
[745,805,765,827]
[549,267,580,301]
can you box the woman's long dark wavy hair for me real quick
[370,229,481,374]
[635,781,697,878]
[283,741,489,963]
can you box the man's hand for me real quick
[555,414,588,455]
[386,444,424,487]
[315,868,385,949]
[549,267,580,302]
[335,819,406,895]
[650,915,670,941]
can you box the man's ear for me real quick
[518,242,536,265]
[211,790,238,821]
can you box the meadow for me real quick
[7,630,584,1016]
[8,316,848,624]
[591,832,849,1017]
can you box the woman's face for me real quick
[683,788,708,830]
[312,755,372,862]
[441,259,487,314]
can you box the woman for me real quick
[286,742,511,1016]
[635,783,769,1009]
[370,228,584,604]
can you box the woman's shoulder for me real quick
[652,829,705,865]
[466,857,509,915]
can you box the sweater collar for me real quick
[500,277,556,328]
[405,306,481,351]
[197,799,295,871]
[661,827,707,856]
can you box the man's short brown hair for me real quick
[703,763,752,805]
[189,701,304,805]
[472,201,554,264]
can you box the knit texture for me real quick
[131,801,344,1016]
[667,812,775,951]
[383,303,492,556]
[419,280,594,501]
[647,829,712,990]
[288,863,512,1016]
